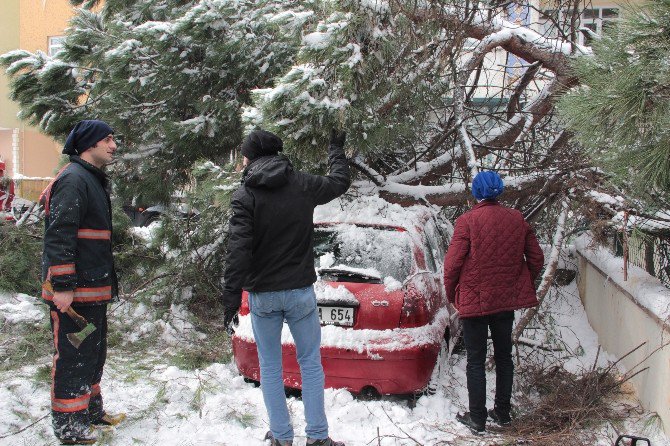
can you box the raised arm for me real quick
[305,129,351,205]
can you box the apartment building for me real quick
[0,0,74,200]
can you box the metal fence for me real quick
[613,230,670,288]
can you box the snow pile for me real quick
[0,280,668,445]
[0,292,44,325]
[314,195,433,230]
[314,281,359,306]
[128,220,161,241]
[383,276,402,292]
[122,294,205,346]
[575,234,670,321]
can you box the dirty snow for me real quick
[0,293,43,324]
[1,279,667,445]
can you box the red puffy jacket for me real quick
[443,200,544,318]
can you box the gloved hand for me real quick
[223,309,239,336]
[330,128,346,148]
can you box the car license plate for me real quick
[318,306,354,326]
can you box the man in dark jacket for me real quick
[443,171,544,434]
[222,129,350,446]
[41,120,125,445]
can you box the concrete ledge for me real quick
[576,248,670,434]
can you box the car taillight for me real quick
[239,291,250,316]
[398,285,430,328]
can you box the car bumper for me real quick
[232,310,448,395]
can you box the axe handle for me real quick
[65,307,89,329]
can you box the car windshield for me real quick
[314,224,413,281]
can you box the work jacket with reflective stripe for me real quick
[41,156,118,305]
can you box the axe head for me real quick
[66,323,96,349]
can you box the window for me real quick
[580,7,619,44]
[538,7,619,45]
[314,224,413,281]
[48,36,65,57]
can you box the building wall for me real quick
[0,0,21,176]
[17,0,74,179]
[21,130,62,178]
[0,0,74,185]
[577,250,670,434]
[19,0,74,53]
[0,131,15,176]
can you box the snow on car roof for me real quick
[313,194,436,231]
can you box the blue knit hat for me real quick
[471,171,504,200]
[63,120,114,155]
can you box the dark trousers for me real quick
[461,311,514,424]
[49,304,108,437]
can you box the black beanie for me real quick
[241,130,283,161]
[63,120,114,155]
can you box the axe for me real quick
[64,307,96,349]
[43,281,97,348]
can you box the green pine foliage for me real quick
[559,0,670,201]
[0,0,310,204]
[144,161,239,311]
[0,0,315,308]
[252,1,454,167]
[0,222,42,296]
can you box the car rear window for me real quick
[314,224,413,281]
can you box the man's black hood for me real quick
[242,155,292,189]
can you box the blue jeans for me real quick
[249,285,328,442]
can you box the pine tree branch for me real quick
[377,171,566,207]
[350,156,386,186]
[513,197,570,343]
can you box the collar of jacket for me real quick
[242,154,292,186]
[69,155,109,187]
[243,154,288,172]
[472,199,499,210]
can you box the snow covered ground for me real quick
[1,278,667,446]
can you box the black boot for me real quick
[53,412,97,445]
[456,412,486,435]
[307,437,345,446]
[264,430,293,445]
[488,408,511,426]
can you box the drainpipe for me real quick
[11,128,19,178]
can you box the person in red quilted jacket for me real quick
[444,170,544,434]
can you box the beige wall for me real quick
[0,1,74,184]
[0,131,15,176]
[577,252,670,434]
[0,0,20,132]
[21,129,62,178]
[19,0,74,53]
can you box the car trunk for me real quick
[315,281,404,330]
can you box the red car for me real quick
[232,198,460,397]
